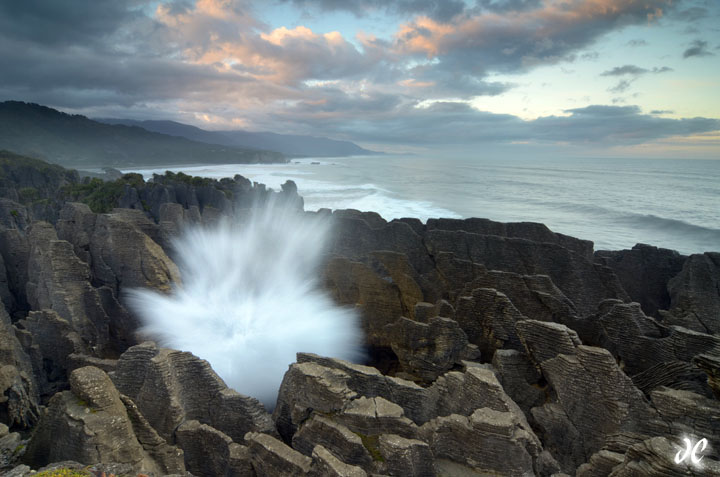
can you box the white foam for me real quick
[125,199,365,408]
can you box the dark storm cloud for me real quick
[0,0,151,47]
[474,0,543,13]
[278,0,466,22]
[683,40,714,58]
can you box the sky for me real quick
[1,0,719,158]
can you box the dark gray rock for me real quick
[383,316,472,381]
[310,444,367,477]
[176,420,253,477]
[246,431,311,477]
[662,252,720,334]
[23,366,184,474]
[113,342,274,444]
[377,434,435,477]
[426,217,594,259]
[595,243,685,317]
[421,408,541,477]
[292,414,373,469]
[424,230,628,316]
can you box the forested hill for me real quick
[0,101,285,168]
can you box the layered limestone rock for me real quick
[662,252,720,334]
[424,229,628,316]
[426,217,594,259]
[595,243,685,317]
[175,420,253,477]
[112,342,274,444]
[88,211,180,294]
[0,303,39,429]
[383,316,473,381]
[23,366,184,474]
[26,222,110,352]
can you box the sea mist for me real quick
[126,200,364,408]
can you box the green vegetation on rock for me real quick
[33,469,92,477]
[63,173,145,214]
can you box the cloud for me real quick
[601,64,672,94]
[683,40,714,58]
[276,0,467,22]
[626,39,647,47]
[601,65,649,76]
[257,98,720,147]
[0,0,716,153]
[608,80,633,93]
[392,0,673,79]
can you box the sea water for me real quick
[128,155,720,255]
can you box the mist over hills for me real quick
[0,101,285,168]
[96,118,378,158]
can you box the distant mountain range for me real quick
[0,101,285,168]
[96,118,377,158]
[0,101,377,170]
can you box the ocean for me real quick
[126,155,720,255]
